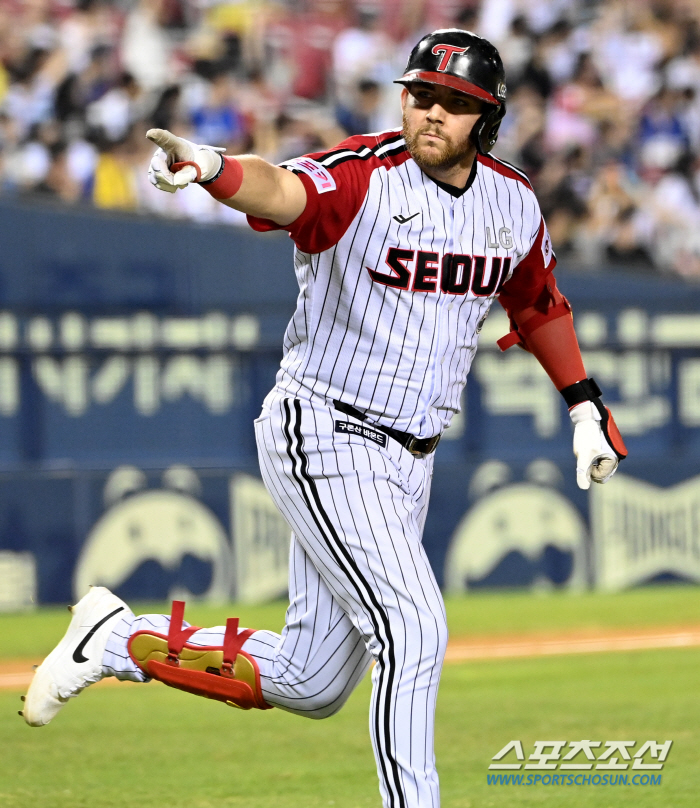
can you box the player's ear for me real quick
[400,87,409,110]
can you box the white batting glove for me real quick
[146,128,225,193]
[570,401,620,490]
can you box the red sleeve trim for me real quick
[303,130,405,162]
[247,169,363,252]
[246,213,279,233]
[246,173,317,235]
[247,132,410,253]
[477,154,534,190]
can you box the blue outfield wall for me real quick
[1,199,699,604]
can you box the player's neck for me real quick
[422,151,478,195]
[420,149,477,190]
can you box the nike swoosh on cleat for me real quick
[393,212,420,224]
[72,606,125,663]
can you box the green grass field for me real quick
[1,586,699,808]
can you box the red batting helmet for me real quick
[395,28,507,154]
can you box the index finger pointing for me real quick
[146,128,182,153]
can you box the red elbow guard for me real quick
[497,298,572,351]
[498,290,587,391]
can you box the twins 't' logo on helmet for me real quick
[431,43,468,72]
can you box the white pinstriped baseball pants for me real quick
[104,394,448,808]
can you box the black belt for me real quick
[333,400,441,456]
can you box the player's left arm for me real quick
[497,220,627,490]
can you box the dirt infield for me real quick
[443,625,700,661]
[4,625,700,691]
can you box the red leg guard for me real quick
[127,601,272,711]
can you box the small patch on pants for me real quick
[334,420,387,447]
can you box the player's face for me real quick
[401,84,484,174]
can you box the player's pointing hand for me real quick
[146,128,225,193]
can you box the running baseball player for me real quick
[22,29,626,808]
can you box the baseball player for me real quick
[22,29,626,808]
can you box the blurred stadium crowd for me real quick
[3,0,700,276]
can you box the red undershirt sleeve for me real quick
[498,217,556,314]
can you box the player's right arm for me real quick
[146,129,307,226]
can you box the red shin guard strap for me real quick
[200,156,244,200]
[221,618,255,677]
[166,600,200,664]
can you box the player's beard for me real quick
[402,112,475,172]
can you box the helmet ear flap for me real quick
[472,102,506,154]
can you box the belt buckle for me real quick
[406,434,440,457]
[405,436,420,456]
[426,435,441,454]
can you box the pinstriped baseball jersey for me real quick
[249,128,555,439]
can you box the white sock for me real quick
[102,613,174,682]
